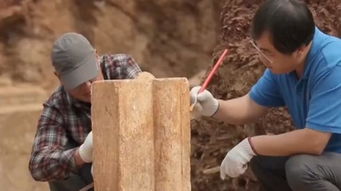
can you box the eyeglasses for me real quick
[250,40,273,64]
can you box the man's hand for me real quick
[220,138,256,179]
[78,131,93,163]
[190,86,219,117]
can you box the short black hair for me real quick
[251,0,315,54]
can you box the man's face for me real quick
[59,58,104,103]
[68,71,104,103]
[252,31,302,74]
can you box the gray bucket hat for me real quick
[51,33,99,90]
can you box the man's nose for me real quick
[83,81,92,91]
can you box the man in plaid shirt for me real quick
[29,33,141,191]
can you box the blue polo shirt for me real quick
[250,27,341,153]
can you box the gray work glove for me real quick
[190,86,219,117]
[220,138,256,179]
[79,131,93,163]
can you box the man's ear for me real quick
[295,45,305,58]
[95,49,99,59]
[54,72,61,81]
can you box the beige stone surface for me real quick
[92,79,154,191]
[92,77,190,191]
[153,78,190,191]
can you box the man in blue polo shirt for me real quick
[190,0,341,190]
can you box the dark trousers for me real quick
[48,163,93,191]
[250,153,341,191]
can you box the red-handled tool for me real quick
[190,49,228,111]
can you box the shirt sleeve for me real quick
[29,104,78,181]
[104,54,142,80]
[306,65,341,134]
[249,69,285,107]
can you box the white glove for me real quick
[190,86,219,117]
[220,138,256,179]
[79,131,93,163]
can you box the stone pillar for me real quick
[92,74,190,191]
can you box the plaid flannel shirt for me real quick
[29,54,141,181]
